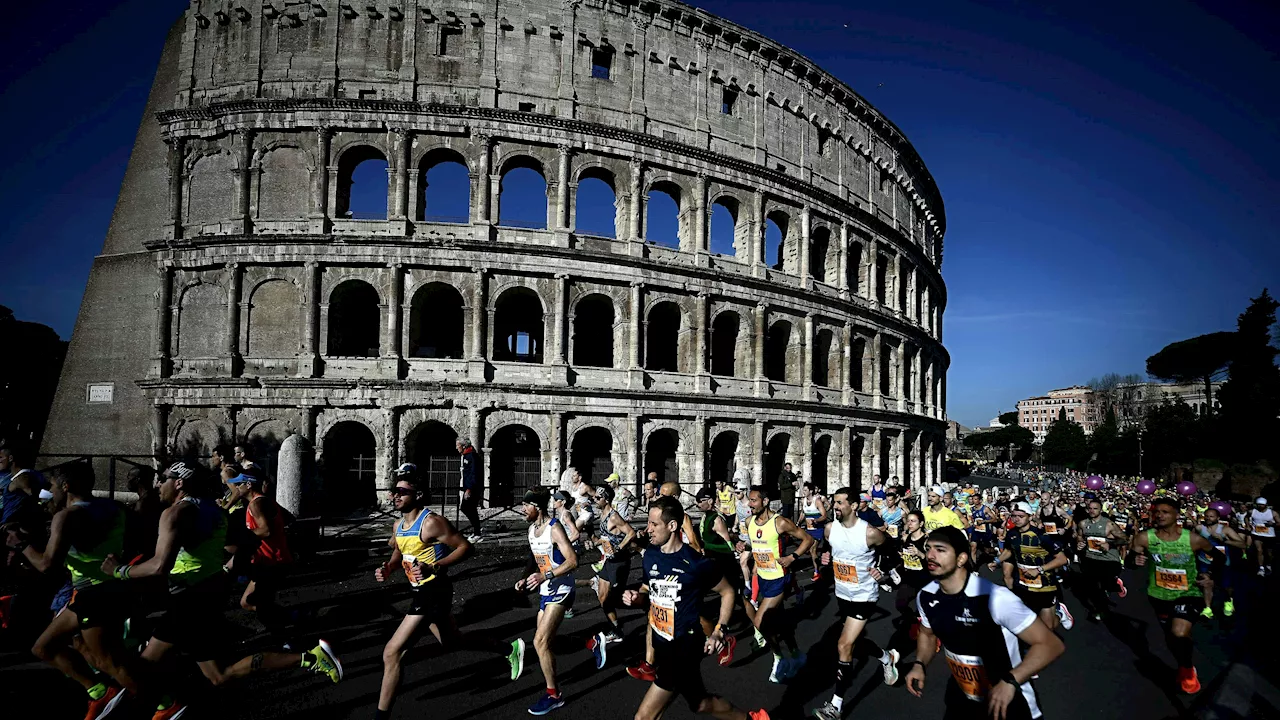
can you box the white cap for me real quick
[1013,501,1034,514]
[928,486,944,496]
[393,462,418,477]
[1258,497,1269,505]
[38,489,54,502]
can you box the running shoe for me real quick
[151,703,186,720]
[0,595,11,629]
[753,627,768,650]
[528,691,566,715]
[307,640,344,683]
[1258,567,1266,577]
[602,630,623,644]
[788,653,808,681]
[86,685,123,720]
[812,570,822,582]
[591,560,605,573]
[717,634,737,666]
[1199,607,1214,620]
[749,711,771,720]
[811,702,840,720]
[1056,602,1074,631]
[587,632,607,670]
[1223,600,1235,617]
[1178,666,1201,694]
[626,661,656,682]
[563,608,575,619]
[768,655,783,683]
[1116,578,1127,598]
[881,649,900,685]
[1089,612,1103,622]
[509,639,526,681]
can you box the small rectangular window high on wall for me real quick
[439,26,462,56]
[591,48,612,80]
[721,88,738,115]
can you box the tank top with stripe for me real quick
[396,509,447,587]
[749,513,784,581]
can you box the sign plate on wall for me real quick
[86,383,115,404]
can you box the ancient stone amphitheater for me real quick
[44,0,949,515]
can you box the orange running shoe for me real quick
[626,661,656,682]
[749,710,771,720]
[1178,667,1201,694]
[152,702,187,720]
[84,685,123,720]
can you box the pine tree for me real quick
[1218,289,1280,462]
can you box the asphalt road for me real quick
[3,534,1277,720]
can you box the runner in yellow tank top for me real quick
[744,485,814,683]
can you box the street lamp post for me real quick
[1137,429,1143,478]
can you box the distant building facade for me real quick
[1017,386,1098,443]
[1115,381,1222,427]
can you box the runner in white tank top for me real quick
[813,487,901,720]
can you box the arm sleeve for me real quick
[916,590,932,629]
[989,584,1037,635]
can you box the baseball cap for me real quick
[552,490,574,506]
[393,462,418,477]
[606,473,621,486]
[164,461,195,480]
[596,485,615,502]
[929,486,944,496]
[1257,497,1269,505]
[696,486,716,501]
[227,465,263,485]
[1012,501,1034,514]
[860,493,873,502]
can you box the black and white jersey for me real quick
[917,573,1042,718]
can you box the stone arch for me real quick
[488,423,543,508]
[335,144,389,219]
[644,178,686,250]
[812,327,837,387]
[764,208,794,273]
[497,155,549,229]
[409,282,465,359]
[171,418,223,462]
[575,164,621,238]
[569,425,615,484]
[246,278,301,358]
[185,150,235,227]
[326,279,381,357]
[810,432,836,493]
[570,293,616,368]
[321,420,379,514]
[492,285,546,363]
[176,281,226,358]
[851,335,869,392]
[809,225,834,283]
[764,431,793,488]
[645,427,681,485]
[709,309,742,377]
[708,190,748,260]
[764,318,796,383]
[404,419,462,507]
[708,430,739,488]
[644,299,684,373]
[417,147,471,223]
[242,418,292,482]
[255,145,310,219]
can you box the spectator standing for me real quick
[777,463,798,519]
[457,439,484,542]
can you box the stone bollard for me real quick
[276,433,309,518]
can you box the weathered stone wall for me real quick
[45,0,951,503]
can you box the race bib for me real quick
[902,553,923,571]
[1017,563,1043,589]
[833,561,859,585]
[1155,566,1189,592]
[885,524,899,538]
[648,579,680,641]
[1086,536,1107,553]
[1043,521,1058,534]
[753,551,778,571]
[974,521,987,533]
[944,649,991,702]
[1255,525,1275,537]
[401,554,426,587]
[598,537,615,557]
[806,519,816,530]
[534,553,555,576]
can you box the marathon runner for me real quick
[1196,506,1247,619]
[993,501,1071,631]
[623,495,770,720]
[585,485,637,654]
[373,466,477,719]
[1036,493,1072,539]
[811,487,900,720]
[514,488,579,714]
[224,466,294,640]
[906,527,1065,720]
[691,486,743,665]
[1075,497,1129,621]
[922,487,965,533]
[800,483,828,581]
[1133,497,1223,694]
[1249,497,1275,576]
[8,460,139,719]
[100,462,341,720]
[879,489,906,540]
[718,478,738,527]
[745,485,814,682]
[968,496,999,566]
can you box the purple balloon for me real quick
[1137,480,1157,495]
[1086,475,1104,490]
[1176,481,1197,496]
[1209,500,1232,515]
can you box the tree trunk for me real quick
[1203,374,1213,415]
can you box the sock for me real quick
[831,695,844,711]
[87,682,108,700]
[374,710,391,720]
[547,687,560,697]
[300,653,315,669]
[1169,635,1194,669]
[835,659,853,699]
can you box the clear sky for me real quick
[2,0,1276,429]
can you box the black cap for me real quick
[695,486,716,501]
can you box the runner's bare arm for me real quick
[549,521,578,574]
[1188,531,1223,562]
[1010,618,1065,683]
[105,503,184,578]
[682,515,704,553]
[376,535,402,581]
[777,516,815,558]
[247,497,272,539]
[614,512,638,551]
[712,515,736,548]
[1224,526,1249,549]
[15,506,72,572]
[622,583,649,607]
[421,514,473,570]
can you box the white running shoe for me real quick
[1056,602,1074,631]
[881,649,900,685]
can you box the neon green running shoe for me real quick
[1223,600,1235,617]
[306,639,344,683]
[509,638,526,681]
[1199,607,1214,620]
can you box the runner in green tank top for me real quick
[1133,497,1223,696]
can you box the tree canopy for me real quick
[1146,331,1236,414]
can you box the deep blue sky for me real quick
[2,0,1276,429]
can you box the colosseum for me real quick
[43,0,948,515]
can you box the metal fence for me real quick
[34,454,160,499]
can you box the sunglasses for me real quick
[389,487,415,496]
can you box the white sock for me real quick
[831,695,843,711]
[879,649,892,664]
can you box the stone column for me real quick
[893,253,903,313]
[752,421,766,486]
[626,416,641,490]
[384,407,401,484]
[694,292,708,380]
[150,403,167,467]
[628,281,643,388]
[312,127,332,233]
[837,224,849,294]
[225,262,242,376]
[867,237,879,303]
[753,302,767,397]
[871,331,882,409]
[841,320,853,404]
[391,128,410,221]
[551,273,569,383]
[694,173,709,259]
[627,160,643,253]
[802,313,814,398]
[893,431,904,483]
[798,206,811,282]
[473,133,492,225]
[752,190,766,275]
[152,264,173,378]
[386,263,404,362]
[234,129,254,233]
[165,136,185,239]
[468,268,488,381]
[840,425,852,490]
[303,261,320,377]
[276,434,307,517]
[557,145,572,230]
[693,417,708,486]
[871,427,882,482]
[548,411,564,485]
[800,423,813,489]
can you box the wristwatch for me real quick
[998,670,1018,687]
[909,660,927,674]
[544,569,556,581]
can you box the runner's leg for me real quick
[378,614,427,713]
[30,609,98,689]
[534,605,567,692]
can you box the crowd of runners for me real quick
[1,441,1277,720]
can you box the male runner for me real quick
[373,468,476,719]
[1037,493,1072,538]
[879,489,906,540]
[623,496,770,720]
[226,467,293,638]
[1133,497,1223,694]
[800,483,828,581]
[992,501,1071,631]
[513,488,579,714]
[1249,497,1275,576]
[905,527,1064,720]
[718,478,738,527]
[746,485,814,682]
[968,495,998,565]
[811,487,900,720]
[101,462,340,720]
[1075,498,1129,621]
[689,487,742,665]
[8,461,138,719]
[922,487,965,533]
[1196,506,1247,618]
[586,485,637,652]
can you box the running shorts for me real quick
[837,599,878,621]
[653,633,711,709]
[1149,595,1204,626]
[247,562,289,604]
[598,556,631,586]
[66,582,132,629]
[943,679,1039,720]
[408,577,454,623]
[807,528,825,543]
[151,580,227,661]
[708,552,742,592]
[1013,586,1060,612]
[539,583,576,611]
[755,575,787,600]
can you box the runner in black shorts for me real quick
[993,501,1070,631]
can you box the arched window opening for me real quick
[879,341,893,396]
[575,172,618,238]
[851,337,867,392]
[336,146,389,219]
[813,329,834,387]
[490,424,541,507]
[493,287,544,363]
[406,421,461,508]
[903,347,915,401]
[645,301,681,372]
[498,160,548,229]
[765,319,793,383]
[812,435,832,493]
[246,279,300,359]
[708,431,738,488]
[327,280,380,357]
[409,283,465,359]
[765,213,786,270]
[418,150,470,223]
[645,428,680,485]
[764,433,791,490]
[710,311,740,377]
[321,421,378,515]
[572,294,615,368]
[570,427,615,484]
[709,199,738,257]
[176,283,226,358]
[875,255,889,305]
[645,183,681,249]
[810,226,831,283]
[847,240,864,295]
